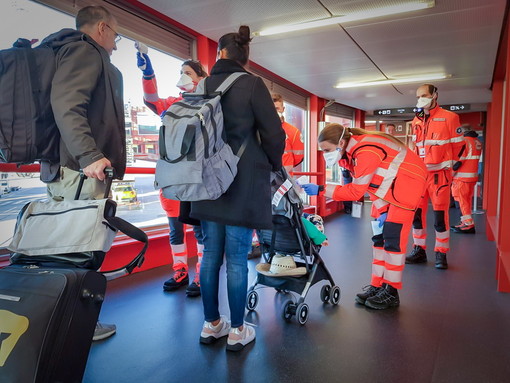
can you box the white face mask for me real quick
[322,125,346,167]
[323,149,340,168]
[416,96,433,109]
[176,74,195,92]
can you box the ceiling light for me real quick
[334,73,449,88]
[255,1,434,36]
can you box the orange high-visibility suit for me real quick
[333,135,427,289]
[451,132,482,228]
[143,72,203,272]
[281,121,304,170]
[142,74,181,116]
[412,106,464,253]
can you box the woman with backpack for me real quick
[186,25,285,351]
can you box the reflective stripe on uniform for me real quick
[384,269,403,285]
[353,173,374,185]
[450,136,464,143]
[373,199,389,210]
[374,150,406,199]
[426,160,453,171]
[455,172,478,178]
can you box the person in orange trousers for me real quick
[406,84,464,269]
[451,125,482,234]
[159,191,204,296]
[137,48,208,295]
[302,123,427,310]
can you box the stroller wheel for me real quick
[330,285,341,305]
[320,285,331,303]
[246,290,259,311]
[296,303,309,325]
[282,300,294,321]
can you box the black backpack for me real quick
[0,38,60,164]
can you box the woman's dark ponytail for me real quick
[218,25,252,66]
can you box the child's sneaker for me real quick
[226,323,256,351]
[200,315,231,344]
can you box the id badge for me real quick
[419,147,426,158]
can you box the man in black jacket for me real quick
[47,5,125,201]
[46,5,125,341]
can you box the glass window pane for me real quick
[0,0,190,232]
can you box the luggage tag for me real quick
[295,176,309,201]
[351,201,363,218]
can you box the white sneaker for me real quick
[226,323,256,351]
[200,315,231,344]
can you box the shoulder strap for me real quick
[99,216,148,280]
[215,72,247,94]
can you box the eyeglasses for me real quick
[105,23,122,43]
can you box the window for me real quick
[0,0,196,242]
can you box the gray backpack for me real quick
[155,72,247,201]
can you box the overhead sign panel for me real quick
[373,104,470,116]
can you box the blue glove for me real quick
[376,213,387,227]
[137,52,154,77]
[302,183,320,196]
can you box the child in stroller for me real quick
[246,169,340,325]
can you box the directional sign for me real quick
[443,104,470,111]
[374,104,470,116]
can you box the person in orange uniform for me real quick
[451,124,482,234]
[302,123,427,310]
[137,45,208,295]
[272,93,304,173]
[245,92,306,259]
[406,84,464,269]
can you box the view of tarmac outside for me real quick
[0,1,311,246]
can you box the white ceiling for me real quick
[139,0,507,114]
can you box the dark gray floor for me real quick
[83,205,510,383]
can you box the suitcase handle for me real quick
[75,167,115,200]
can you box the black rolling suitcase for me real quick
[0,168,148,382]
[0,265,106,383]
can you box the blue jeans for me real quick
[168,217,203,245]
[200,220,252,328]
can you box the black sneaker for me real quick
[355,285,382,305]
[365,284,400,310]
[163,268,189,291]
[451,224,476,234]
[405,245,427,264]
[186,274,201,297]
[435,251,448,269]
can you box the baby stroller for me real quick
[246,169,340,325]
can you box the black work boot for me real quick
[435,252,448,269]
[355,285,382,305]
[365,283,400,310]
[405,245,427,264]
